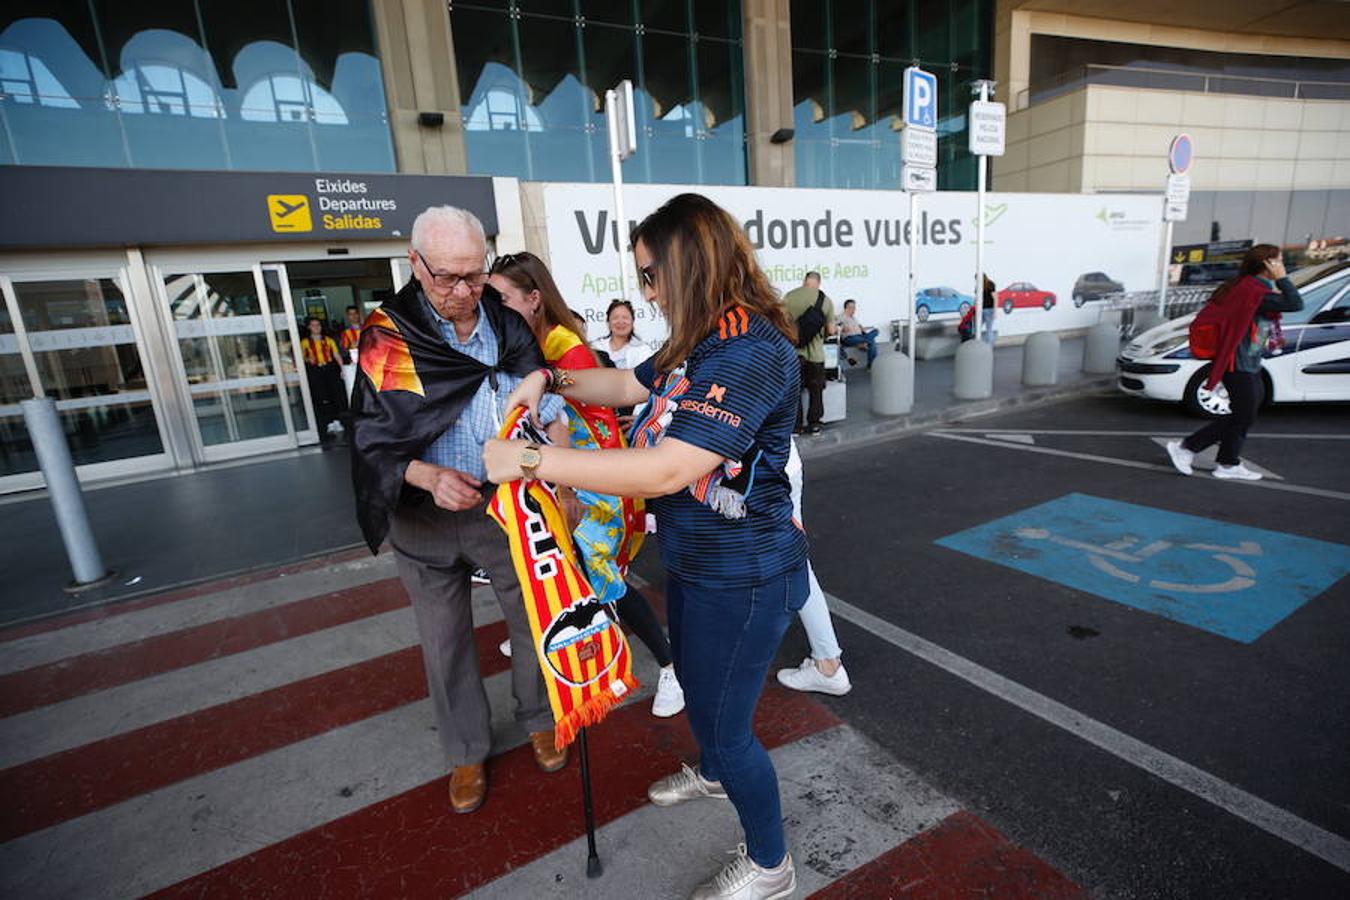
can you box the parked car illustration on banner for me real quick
[915,286,974,321]
[996,282,1056,313]
[1116,261,1350,416]
[1072,271,1124,306]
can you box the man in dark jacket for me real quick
[350,206,570,814]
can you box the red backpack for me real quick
[1188,282,1258,359]
[1187,306,1221,359]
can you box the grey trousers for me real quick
[389,495,553,767]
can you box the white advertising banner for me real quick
[540,183,1163,342]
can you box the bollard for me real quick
[1021,331,1060,386]
[870,341,913,416]
[21,397,112,588]
[953,338,993,400]
[1083,322,1120,374]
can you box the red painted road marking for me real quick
[0,578,408,717]
[149,685,840,899]
[808,810,1087,899]
[0,621,509,842]
[0,547,374,644]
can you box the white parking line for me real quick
[822,591,1350,874]
[928,431,1350,502]
[948,428,1350,440]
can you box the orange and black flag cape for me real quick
[349,280,545,551]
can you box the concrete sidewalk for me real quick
[0,549,1088,899]
[2,336,1114,625]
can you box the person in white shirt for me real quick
[591,298,654,370]
[838,299,879,368]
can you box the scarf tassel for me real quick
[553,671,642,750]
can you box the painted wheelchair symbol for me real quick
[1013,528,1262,594]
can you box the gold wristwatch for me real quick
[518,443,543,480]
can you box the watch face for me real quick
[521,447,543,469]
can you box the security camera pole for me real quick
[605,80,638,307]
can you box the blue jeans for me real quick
[667,564,809,868]
[841,330,878,365]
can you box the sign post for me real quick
[967,81,1004,341]
[902,66,938,370]
[604,80,638,305]
[1159,133,1194,316]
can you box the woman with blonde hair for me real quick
[486,194,807,899]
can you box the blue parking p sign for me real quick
[904,67,937,131]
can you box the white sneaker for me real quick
[1214,462,1262,481]
[471,568,491,585]
[651,665,685,717]
[648,762,728,806]
[499,638,511,658]
[1165,440,1194,476]
[776,657,852,696]
[689,844,796,900]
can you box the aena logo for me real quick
[969,203,1008,231]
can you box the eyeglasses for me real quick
[639,264,658,288]
[416,250,488,291]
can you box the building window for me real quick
[0,48,79,108]
[1028,35,1350,106]
[111,63,225,118]
[450,1,748,186]
[790,0,992,191]
[0,1,395,172]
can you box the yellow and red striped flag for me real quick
[487,406,639,749]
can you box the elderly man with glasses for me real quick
[350,205,569,815]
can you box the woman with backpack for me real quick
[1166,244,1302,481]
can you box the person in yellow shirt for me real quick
[301,317,347,444]
[339,305,362,358]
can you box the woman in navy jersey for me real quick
[485,193,807,900]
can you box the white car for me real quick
[1117,261,1350,416]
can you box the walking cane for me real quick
[578,726,603,877]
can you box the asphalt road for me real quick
[745,394,1348,898]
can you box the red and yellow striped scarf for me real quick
[487,407,639,749]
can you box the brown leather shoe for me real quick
[449,763,486,814]
[530,730,568,773]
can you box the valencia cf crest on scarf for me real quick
[488,407,639,749]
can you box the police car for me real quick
[1117,260,1350,417]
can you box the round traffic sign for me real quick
[1169,133,1194,174]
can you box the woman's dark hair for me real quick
[489,250,590,353]
[604,298,640,342]
[1209,243,1281,304]
[630,193,795,371]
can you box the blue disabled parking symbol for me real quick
[936,493,1350,643]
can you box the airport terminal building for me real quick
[1,0,1347,492]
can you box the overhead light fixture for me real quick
[769,128,795,144]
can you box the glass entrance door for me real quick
[0,268,170,492]
[156,265,306,462]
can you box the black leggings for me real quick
[1183,369,1263,466]
[616,582,672,668]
